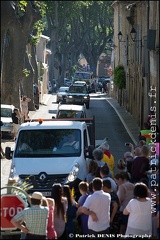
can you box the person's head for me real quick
[92,177,103,191]
[23,96,27,101]
[68,134,76,142]
[88,160,98,175]
[103,179,112,193]
[141,145,150,157]
[117,159,126,170]
[138,140,146,148]
[14,108,19,113]
[78,181,89,195]
[124,152,133,162]
[93,148,104,161]
[30,191,43,206]
[100,142,110,152]
[42,196,49,207]
[51,183,63,203]
[134,147,141,156]
[62,185,72,205]
[100,164,110,178]
[114,172,129,186]
[51,183,65,219]
[134,182,148,198]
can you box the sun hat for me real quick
[31,192,43,200]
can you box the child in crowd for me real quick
[86,160,98,183]
[76,181,89,234]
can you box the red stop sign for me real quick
[0,194,25,230]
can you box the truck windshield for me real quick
[74,72,91,80]
[69,86,87,93]
[15,129,81,157]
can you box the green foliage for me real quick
[23,68,30,77]
[114,65,126,90]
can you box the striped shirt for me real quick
[13,205,49,235]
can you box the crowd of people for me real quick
[10,121,160,239]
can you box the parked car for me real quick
[33,84,40,109]
[56,86,69,103]
[66,82,90,109]
[1,104,15,138]
[56,104,87,118]
[64,78,73,87]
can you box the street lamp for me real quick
[118,31,126,42]
[130,27,142,44]
[130,27,136,42]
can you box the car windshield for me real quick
[59,87,68,92]
[57,110,83,118]
[15,129,81,158]
[74,72,91,80]
[1,108,12,117]
[69,86,87,93]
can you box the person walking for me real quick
[76,181,89,234]
[100,164,118,192]
[103,179,121,234]
[42,197,57,240]
[114,172,135,234]
[62,185,77,239]
[139,122,152,145]
[79,177,111,237]
[100,142,115,178]
[11,192,49,239]
[11,108,21,140]
[123,182,152,235]
[20,96,31,121]
[92,148,112,178]
[86,160,98,183]
[131,145,150,183]
[51,183,68,239]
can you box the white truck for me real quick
[5,118,96,199]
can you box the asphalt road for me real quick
[1,93,134,191]
[89,95,133,167]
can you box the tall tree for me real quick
[80,1,113,76]
[45,1,113,85]
[1,1,42,108]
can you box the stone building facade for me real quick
[111,1,159,129]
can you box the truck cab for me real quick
[5,118,95,198]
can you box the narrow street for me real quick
[1,93,140,193]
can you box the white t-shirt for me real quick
[125,198,152,235]
[83,190,111,232]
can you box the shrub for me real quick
[113,65,126,90]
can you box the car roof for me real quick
[74,81,87,84]
[58,104,85,111]
[70,83,86,87]
[1,104,15,109]
[20,120,86,129]
[58,86,69,90]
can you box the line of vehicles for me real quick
[3,72,107,203]
[1,70,109,202]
